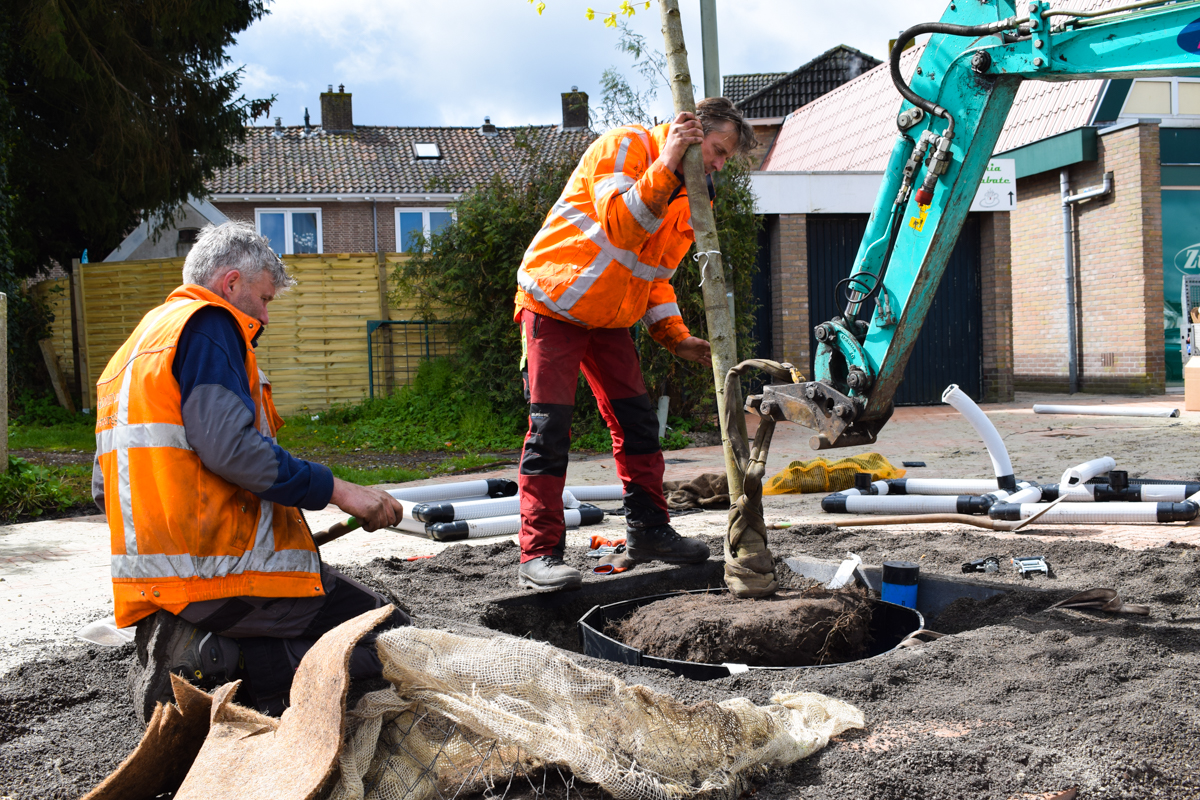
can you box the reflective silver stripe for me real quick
[553,200,658,281]
[552,250,614,313]
[594,174,635,199]
[634,130,651,158]
[642,302,681,327]
[253,498,275,553]
[655,265,677,280]
[517,268,583,323]
[620,186,663,234]
[111,547,320,581]
[115,300,194,556]
[614,136,632,174]
[96,423,191,457]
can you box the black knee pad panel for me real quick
[520,402,573,476]
[610,394,661,456]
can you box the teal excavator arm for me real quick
[750,0,1200,449]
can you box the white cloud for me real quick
[227,1,955,128]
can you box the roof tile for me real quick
[206,125,596,195]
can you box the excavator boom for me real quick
[751,0,1200,448]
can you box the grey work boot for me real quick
[127,610,241,724]
[626,523,710,564]
[518,555,583,592]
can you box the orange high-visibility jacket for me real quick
[515,122,694,351]
[95,285,322,628]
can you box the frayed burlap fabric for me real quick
[720,360,800,598]
[327,627,864,800]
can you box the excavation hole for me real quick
[580,588,923,680]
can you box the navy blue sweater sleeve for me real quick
[173,306,334,509]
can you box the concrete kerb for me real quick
[3,391,1197,675]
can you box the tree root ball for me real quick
[609,588,874,667]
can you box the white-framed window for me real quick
[1122,78,1200,117]
[255,208,323,255]
[395,207,454,253]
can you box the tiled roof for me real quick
[206,124,596,195]
[763,47,924,172]
[724,73,789,106]
[727,45,882,120]
[761,1,1138,173]
[762,43,1105,172]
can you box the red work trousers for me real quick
[518,310,669,562]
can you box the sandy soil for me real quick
[3,393,1200,799]
[4,529,1198,800]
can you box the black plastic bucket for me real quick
[578,588,924,680]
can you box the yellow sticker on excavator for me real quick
[908,204,930,232]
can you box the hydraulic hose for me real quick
[889,17,1024,141]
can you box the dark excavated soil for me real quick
[611,588,874,667]
[3,526,1200,799]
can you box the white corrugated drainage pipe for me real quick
[386,478,516,503]
[822,487,1024,515]
[1033,404,1179,418]
[1060,457,1115,488]
[942,384,1016,491]
[564,484,625,502]
[427,506,606,541]
[881,478,1014,496]
[989,500,1198,524]
[410,490,579,523]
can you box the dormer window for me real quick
[413,142,441,159]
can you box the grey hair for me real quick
[696,97,758,155]
[182,221,297,291]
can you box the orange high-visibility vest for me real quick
[515,122,694,351]
[95,284,322,628]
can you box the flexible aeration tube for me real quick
[1033,404,1179,418]
[989,501,1198,524]
[883,478,1017,496]
[1060,457,1115,488]
[386,478,517,503]
[563,484,626,502]
[411,490,579,523]
[822,492,1011,515]
[941,385,1016,490]
[427,505,606,542]
[1039,482,1200,502]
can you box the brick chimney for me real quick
[561,86,589,131]
[320,84,354,133]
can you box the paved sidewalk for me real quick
[3,390,1198,674]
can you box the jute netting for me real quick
[326,628,864,800]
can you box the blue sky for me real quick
[229,0,947,130]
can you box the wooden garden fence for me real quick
[38,252,441,417]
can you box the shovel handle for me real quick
[313,517,361,547]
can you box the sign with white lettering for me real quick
[971,159,1016,211]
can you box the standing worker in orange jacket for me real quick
[513,97,756,590]
[94,222,409,721]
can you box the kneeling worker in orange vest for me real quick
[93,221,408,721]
[513,98,756,590]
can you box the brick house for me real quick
[753,42,1200,400]
[723,45,881,167]
[105,87,595,260]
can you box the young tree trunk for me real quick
[657,0,745,498]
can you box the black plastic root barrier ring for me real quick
[882,560,920,585]
[578,588,924,681]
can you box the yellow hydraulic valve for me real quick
[763,452,905,495]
